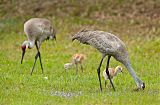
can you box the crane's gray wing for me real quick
[86,31,126,55]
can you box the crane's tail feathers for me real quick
[50,27,56,41]
[80,28,89,32]
[50,35,56,41]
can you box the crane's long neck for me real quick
[123,60,143,87]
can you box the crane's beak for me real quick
[21,49,26,64]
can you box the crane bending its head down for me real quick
[72,29,145,91]
[21,18,56,75]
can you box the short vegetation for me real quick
[0,0,160,105]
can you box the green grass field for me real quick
[0,1,160,105]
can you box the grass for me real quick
[0,1,160,104]
[0,16,160,105]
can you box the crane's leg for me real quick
[30,52,39,75]
[97,56,105,91]
[35,42,44,74]
[106,56,115,91]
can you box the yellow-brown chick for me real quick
[64,54,86,74]
[103,66,123,87]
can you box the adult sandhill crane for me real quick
[72,29,145,91]
[103,66,123,87]
[21,18,56,75]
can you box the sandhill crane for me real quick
[21,18,56,75]
[72,29,145,91]
[103,66,123,87]
[64,53,86,74]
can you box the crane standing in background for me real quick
[21,18,56,75]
